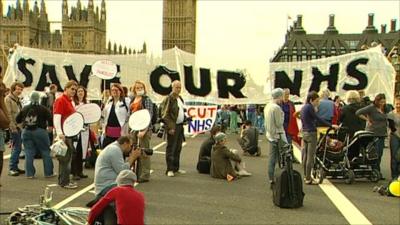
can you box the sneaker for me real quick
[26,176,35,179]
[61,183,78,189]
[8,170,19,176]
[45,174,57,178]
[72,175,81,181]
[167,171,174,177]
[17,168,25,174]
[237,170,252,177]
[177,170,186,174]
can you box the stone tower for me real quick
[61,0,107,54]
[162,0,196,53]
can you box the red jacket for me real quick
[53,94,75,130]
[287,101,300,145]
[88,186,145,225]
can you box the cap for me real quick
[116,169,137,186]
[214,132,226,142]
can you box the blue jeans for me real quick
[268,140,279,181]
[374,137,385,172]
[389,134,400,180]
[22,128,54,177]
[247,111,257,126]
[9,129,22,171]
[256,115,265,134]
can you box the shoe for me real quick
[167,171,174,177]
[72,175,81,181]
[78,174,88,179]
[61,183,78,189]
[17,168,25,174]
[304,179,317,185]
[8,170,19,176]
[269,180,275,189]
[237,170,252,177]
[26,176,35,179]
[177,170,186,174]
[138,178,149,183]
[45,174,57,178]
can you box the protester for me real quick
[255,105,265,135]
[197,125,221,173]
[238,120,261,156]
[280,88,300,145]
[0,78,10,187]
[264,88,287,185]
[88,170,145,225]
[246,104,257,126]
[15,91,55,179]
[5,82,25,176]
[356,93,388,179]
[41,84,57,144]
[102,83,130,148]
[300,91,338,184]
[94,136,140,195]
[216,105,229,132]
[71,86,89,181]
[339,91,365,139]
[388,95,400,180]
[160,80,186,177]
[53,80,78,189]
[316,88,335,126]
[229,105,239,133]
[210,132,251,180]
[101,89,111,109]
[129,80,154,183]
[332,95,343,125]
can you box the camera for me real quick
[141,148,154,156]
[157,122,166,138]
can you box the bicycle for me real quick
[6,186,89,225]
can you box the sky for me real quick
[2,0,399,79]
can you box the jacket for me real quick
[210,144,241,179]
[160,93,184,132]
[339,102,365,138]
[102,99,130,135]
[5,93,22,131]
[0,82,10,129]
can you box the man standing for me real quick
[160,80,186,177]
[264,88,287,186]
[238,120,261,156]
[0,77,10,186]
[53,80,78,189]
[280,89,300,145]
[5,82,25,176]
[94,136,140,195]
[41,84,57,143]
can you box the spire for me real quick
[77,0,81,10]
[0,0,3,19]
[23,0,29,15]
[142,42,147,53]
[62,0,68,19]
[113,42,117,54]
[40,0,47,15]
[101,0,106,21]
[88,0,94,22]
[88,0,94,10]
[324,14,338,35]
[33,0,39,15]
[108,41,112,54]
[16,0,22,19]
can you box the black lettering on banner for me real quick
[63,65,92,88]
[184,65,211,96]
[343,58,369,90]
[309,63,339,93]
[36,64,63,91]
[101,65,121,92]
[17,58,36,87]
[217,71,246,98]
[274,70,303,96]
[150,65,180,95]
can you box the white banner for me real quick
[269,46,396,104]
[3,46,395,104]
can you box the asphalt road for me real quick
[0,132,399,225]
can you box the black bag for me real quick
[141,96,158,125]
[197,156,211,174]
[273,146,304,208]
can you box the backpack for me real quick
[24,106,38,129]
[141,96,158,125]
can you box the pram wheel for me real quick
[312,167,325,184]
[369,169,381,182]
[345,170,355,184]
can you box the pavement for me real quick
[0,132,399,225]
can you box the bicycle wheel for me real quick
[60,207,90,225]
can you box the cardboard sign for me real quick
[76,103,101,124]
[63,112,84,137]
[91,59,117,80]
[186,105,218,134]
[129,109,151,131]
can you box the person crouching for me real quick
[210,132,251,181]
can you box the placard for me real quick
[76,103,102,124]
[91,59,117,80]
[63,112,84,137]
[129,109,151,131]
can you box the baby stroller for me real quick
[345,130,381,182]
[312,127,355,184]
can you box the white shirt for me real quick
[176,98,185,124]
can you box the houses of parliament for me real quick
[0,0,196,74]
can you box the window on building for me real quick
[73,33,83,48]
[345,40,359,50]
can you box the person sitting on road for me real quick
[88,169,145,225]
[94,136,141,195]
[197,125,221,174]
[210,132,251,180]
[237,120,261,156]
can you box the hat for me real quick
[116,169,137,186]
[214,132,226,142]
[30,91,40,104]
[271,88,284,99]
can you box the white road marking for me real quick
[292,144,372,225]
[53,183,94,209]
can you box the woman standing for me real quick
[300,91,338,184]
[102,84,130,148]
[387,95,400,180]
[71,86,89,180]
[356,93,388,178]
[129,81,153,183]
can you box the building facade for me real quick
[271,14,399,62]
[162,0,196,53]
